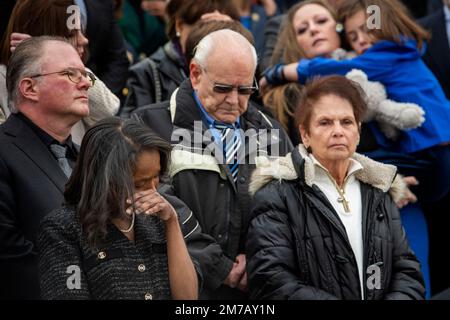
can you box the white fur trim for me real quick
[169,87,179,123]
[169,149,226,179]
[250,145,402,199]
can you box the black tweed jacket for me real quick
[38,186,200,300]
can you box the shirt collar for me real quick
[17,112,76,156]
[309,153,364,180]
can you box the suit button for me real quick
[138,264,146,272]
[377,213,385,221]
[97,251,106,259]
[218,234,222,239]
[239,177,246,184]
[144,293,153,300]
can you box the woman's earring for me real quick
[335,23,344,33]
[176,31,181,37]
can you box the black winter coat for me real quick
[133,79,293,298]
[120,41,187,117]
[246,146,425,300]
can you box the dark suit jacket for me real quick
[0,114,74,299]
[84,0,129,97]
[419,9,450,99]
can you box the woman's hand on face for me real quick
[10,32,31,53]
[126,189,177,222]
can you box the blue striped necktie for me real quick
[214,122,241,183]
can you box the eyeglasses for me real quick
[202,69,258,95]
[29,67,96,87]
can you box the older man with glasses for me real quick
[133,29,293,299]
[0,36,93,299]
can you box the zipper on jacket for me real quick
[308,184,364,299]
[362,188,384,300]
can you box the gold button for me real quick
[144,293,153,300]
[97,251,106,259]
[138,264,146,272]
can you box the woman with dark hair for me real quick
[120,0,239,116]
[246,75,425,300]
[38,117,199,299]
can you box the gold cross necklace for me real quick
[323,171,351,213]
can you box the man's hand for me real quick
[10,32,31,53]
[396,176,419,208]
[223,254,247,292]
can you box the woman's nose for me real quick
[332,123,345,136]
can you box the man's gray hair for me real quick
[193,29,258,72]
[6,36,71,112]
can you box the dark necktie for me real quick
[50,144,73,178]
[214,122,241,183]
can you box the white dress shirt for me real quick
[310,154,365,298]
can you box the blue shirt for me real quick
[193,91,242,155]
[296,40,450,153]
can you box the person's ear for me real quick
[175,18,183,37]
[190,61,202,89]
[18,78,39,102]
[299,124,310,148]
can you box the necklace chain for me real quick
[119,211,135,233]
[323,171,351,213]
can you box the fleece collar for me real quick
[249,144,405,203]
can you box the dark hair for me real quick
[65,117,171,249]
[165,0,240,39]
[6,36,71,109]
[0,0,77,65]
[295,75,367,132]
[338,0,430,51]
[184,19,254,66]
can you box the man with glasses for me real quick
[0,36,93,299]
[133,29,292,299]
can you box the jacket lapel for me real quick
[3,115,68,194]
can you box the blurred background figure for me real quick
[73,0,129,98]
[120,0,239,116]
[233,0,279,58]
[118,0,168,64]
[419,0,450,100]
